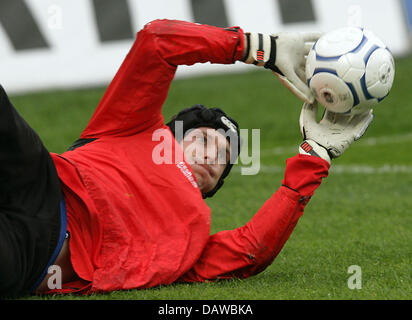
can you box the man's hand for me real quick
[298,102,374,163]
[272,32,320,104]
[243,32,321,103]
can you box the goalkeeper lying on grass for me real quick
[0,19,373,297]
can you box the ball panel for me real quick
[344,52,366,72]
[365,48,395,98]
[362,29,386,48]
[306,49,317,79]
[350,98,377,115]
[335,55,351,79]
[337,53,365,82]
[315,27,364,57]
[309,72,354,113]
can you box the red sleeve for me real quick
[80,19,245,138]
[178,154,330,282]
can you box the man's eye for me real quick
[195,134,204,142]
[217,149,227,163]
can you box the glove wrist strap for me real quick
[299,140,331,164]
[243,33,282,73]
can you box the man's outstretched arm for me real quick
[178,101,374,283]
[80,20,246,138]
[177,154,329,282]
[80,19,318,138]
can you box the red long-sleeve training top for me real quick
[48,19,329,294]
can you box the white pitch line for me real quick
[260,132,412,156]
[357,132,412,146]
[234,164,412,175]
[331,164,412,174]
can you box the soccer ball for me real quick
[306,27,395,114]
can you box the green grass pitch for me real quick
[9,56,412,300]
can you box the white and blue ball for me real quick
[306,27,395,114]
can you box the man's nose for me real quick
[204,144,217,164]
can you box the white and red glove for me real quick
[298,102,374,164]
[243,31,321,103]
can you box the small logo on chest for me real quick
[176,161,198,188]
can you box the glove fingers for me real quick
[303,33,322,56]
[275,72,314,103]
[296,67,306,83]
[304,42,315,55]
[322,110,337,124]
[353,110,374,140]
[322,109,353,125]
[300,101,319,127]
[302,32,323,42]
[282,71,315,103]
[299,101,319,140]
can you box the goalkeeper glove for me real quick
[243,31,321,103]
[298,102,374,164]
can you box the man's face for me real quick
[180,127,230,194]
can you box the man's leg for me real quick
[0,86,51,191]
[0,86,62,297]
